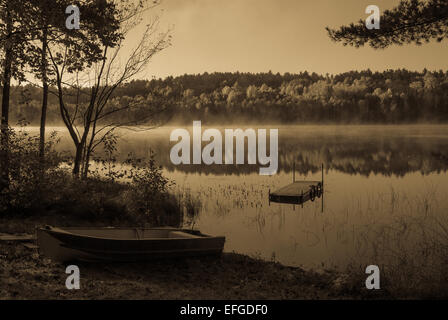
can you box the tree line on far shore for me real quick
[5,69,448,125]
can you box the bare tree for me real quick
[49,0,171,177]
[25,0,123,164]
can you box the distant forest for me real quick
[5,69,448,125]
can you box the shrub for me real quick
[0,126,188,227]
[121,151,178,226]
[0,125,62,214]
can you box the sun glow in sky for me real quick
[131,0,448,79]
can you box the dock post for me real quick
[321,163,324,213]
[293,161,295,183]
[301,190,304,208]
[321,163,324,187]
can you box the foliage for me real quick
[0,0,37,83]
[0,124,62,213]
[326,0,448,48]
[88,139,180,226]
[121,151,177,225]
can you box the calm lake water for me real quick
[27,125,448,269]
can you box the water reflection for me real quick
[98,125,448,177]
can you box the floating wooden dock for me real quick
[269,163,324,208]
[269,180,323,205]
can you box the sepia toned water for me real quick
[32,125,448,269]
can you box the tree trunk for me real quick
[39,27,48,162]
[0,55,12,196]
[73,143,83,177]
[0,8,13,199]
[82,146,92,179]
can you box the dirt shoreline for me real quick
[0,243,374,300]
[0,218,386,300]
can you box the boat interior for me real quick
[48,227,203,240]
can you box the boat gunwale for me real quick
[37,226,224,242]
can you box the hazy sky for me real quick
[135,0,448,79]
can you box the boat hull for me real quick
[36,227,226,262]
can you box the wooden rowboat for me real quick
[36,226,225,262]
